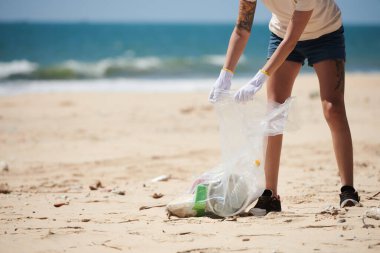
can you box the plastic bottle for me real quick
[166,184,209,218]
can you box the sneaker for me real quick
[340,185,360,208]
[249,189,281,216]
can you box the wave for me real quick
[60,56,162,77]
[202,54,247,66]
[0,60,39,79]
[0,54,252,80]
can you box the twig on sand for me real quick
[139,204,166,210]
[236,233,283,237]
[178,232,191,235]
[163,218,188,222]
[177,247,250,253]
[301,225,336,229]
[177,247,223,253]
[368,242,380,249]
[117,219,139,223]
[101,240,122,251]
[367,191,380,200]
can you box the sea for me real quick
[0,23,379,93]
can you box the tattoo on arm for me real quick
[236,0,256,32]
[335,59,345,93]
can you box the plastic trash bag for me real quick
[167,91,295,218]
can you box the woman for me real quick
[209,0,360,216]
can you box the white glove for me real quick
[209,69,233,103]
[234,70,268,103]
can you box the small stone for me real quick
[338,218,346,223]
[54,202,69,208]
[114,190,125,195]
[242,238,250,242]
[152,193,164,199]
[111,188,125,195]
[0,161,9,172]
[81,219,91,222]
[0,183,11,194]
[89,180,103,190]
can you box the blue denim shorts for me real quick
[267,26,346,66]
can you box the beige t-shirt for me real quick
[246,0,342,41]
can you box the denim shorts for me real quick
[267,26,346,66]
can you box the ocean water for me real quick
[0,23,380,82]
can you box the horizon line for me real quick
[0,20,380,26]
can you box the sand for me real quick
[0,73,379,253]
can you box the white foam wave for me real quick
[61,56,162,77]
[202,55,225,66]
[202,54,247,66]
[0,55,251,80]
[0,60,38,79]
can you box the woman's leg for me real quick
[265,61,302,196]
[313,59,353,186]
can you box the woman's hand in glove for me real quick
[234,70,269,103]
[209,68,234,103]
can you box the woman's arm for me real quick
[233,9,313,102]
[224,0,257,72]
[208,0,256,102]
[262,10,313,76]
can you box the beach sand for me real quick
[0,73,379,253]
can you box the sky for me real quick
[0,0,379,24]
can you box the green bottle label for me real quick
[193,184,208,216]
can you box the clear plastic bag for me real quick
[167,91,295,218]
